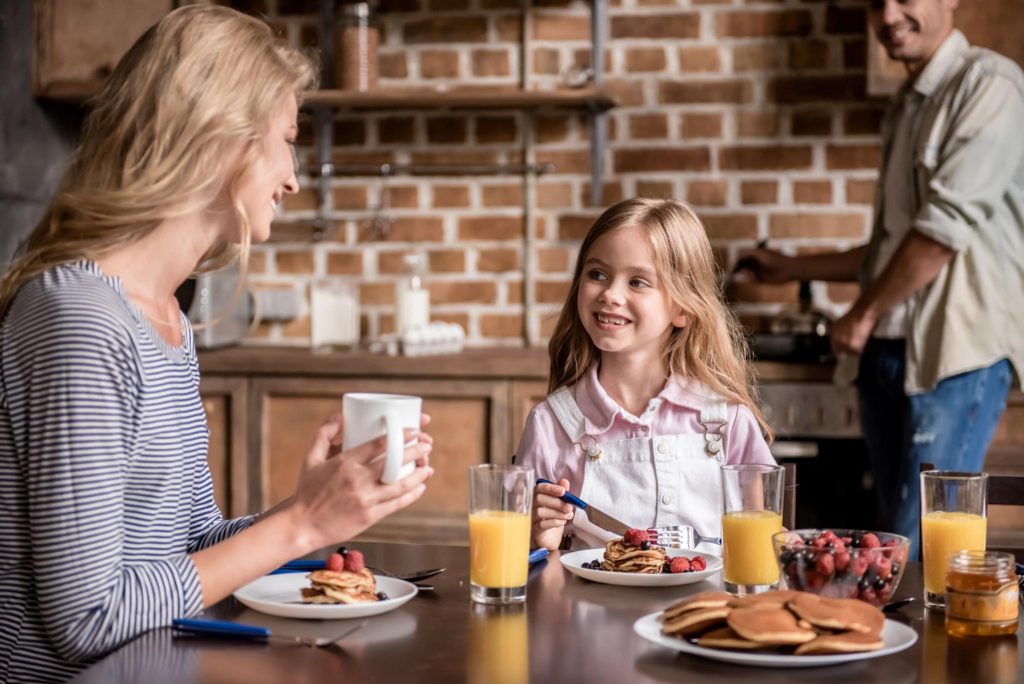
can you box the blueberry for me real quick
[663,563,671,573]
[851,534,863,548]
[780,550,794,565]
[336,546,349,556]
[858,578,870,592]
[640,541,650,551]
[873,578,886,591]
[891,562,901,576]
[376,592,389,601]
[826,541,835,549]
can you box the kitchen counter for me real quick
[197,345,836,383]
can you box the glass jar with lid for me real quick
[335,2,379,91]
[945,550,1019,637]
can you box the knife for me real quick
[536,478,630,535]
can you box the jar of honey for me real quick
[945,550,1019,637]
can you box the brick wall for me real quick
[237,0,886,347]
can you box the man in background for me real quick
[739,0,1024,557]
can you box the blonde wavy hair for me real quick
[548,198,773,439]
[0,5,317,316]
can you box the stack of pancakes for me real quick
[601,538,667,573]
[660,590,886,655]
[300,568,379,604]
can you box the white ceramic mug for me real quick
[342,393,422,483]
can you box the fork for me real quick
[646,525,722,548]
[365,566,446,583]
[172,618,365,647]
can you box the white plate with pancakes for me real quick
[560,548,722,587]
[233,574,418,619]
[632,612,917,667]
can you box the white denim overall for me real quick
[546,386,727,552]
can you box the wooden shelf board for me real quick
[304,86,618,110]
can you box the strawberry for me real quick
[870,556,892,580]
[814,553,835,577]
[848,555,870,578]
[344,549,365,573]
[689,556,707,572]
[834,550,851,573]
[859,533,881,549]
[326,552,344,572]
[624,529,650,547]
[669,557,691,574]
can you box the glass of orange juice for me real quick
[468,464,533,605]
[721,464,785,595]
[920,470,987,609]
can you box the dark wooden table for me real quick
[68,542,1023,684]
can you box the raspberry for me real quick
[623,529,650,547]
[859,533,881,549]
[814,553,835,577]
[859,586,878,604]
[689,556,707,572]
[870,556,892,580]
[326,553,344,572]
[834,550,851,573]
[344,549,365,573]
[669,557,691,574]
[806,572,826,591]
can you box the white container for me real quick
[310,280,360,349]
[395,253,430,334]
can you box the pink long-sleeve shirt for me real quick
[515,365,775,494]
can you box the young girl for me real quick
[517,198,775,551]
[0,8,432,682]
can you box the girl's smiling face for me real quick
[576,224,689,363]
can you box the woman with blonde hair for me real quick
[0,7,432,681]
[517,198,774,551]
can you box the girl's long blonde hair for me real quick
[548,198,773,439]
[0,5,316,316]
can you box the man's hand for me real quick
[830,306,877,355]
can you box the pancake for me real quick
[661,606,732,638]
[787,593,884,636]
[601,539,667,574]
[729,590,802,608]
[696,626,774,650]
[302,568,378,604]
[662,591,734,620]
[794,630,885,655]
[726,607,817,645]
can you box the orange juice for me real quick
[722,510,783,586]
[921,511,987,595]
[469,510,531,588]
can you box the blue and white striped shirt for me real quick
[0,261,253,683]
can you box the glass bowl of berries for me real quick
[772,529,911,607]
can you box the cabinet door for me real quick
[199,376,250,518]
[34,0,171,98]
[511,380,548,461]
[986,390,1024,551]
[254,377,511,545]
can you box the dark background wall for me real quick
[0,0,81,266]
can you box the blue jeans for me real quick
[857,339,1012,559]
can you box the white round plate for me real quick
[560,548,722,587]
[233,574,417,620]
[633,612,918,668]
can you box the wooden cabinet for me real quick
[198,376,251,518]
[253,376,512,544]
[33,0,170,99]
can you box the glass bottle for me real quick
[335,2,379,92]
[395,253,429,335]
[945,550,1018,637]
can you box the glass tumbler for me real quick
[468,464,533,605]
[920,470,987,609]
[721,464,785,595]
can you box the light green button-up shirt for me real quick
[861,30,1024,395]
